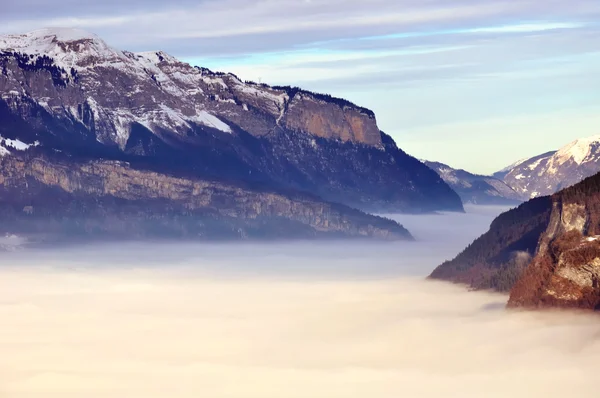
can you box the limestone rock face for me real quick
[0,154,412,242]
[281,92,381,146]
[431,169,600,310]
[508,196,600,310]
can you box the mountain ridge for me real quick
[0,27,463,214]
[496,135,600,199]
[423,160,522,205]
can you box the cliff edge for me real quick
[430,171,600,310]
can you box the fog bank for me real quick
[2,205,598,397]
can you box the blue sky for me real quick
[2,0,600,174]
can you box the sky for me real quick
[1,0,600,173]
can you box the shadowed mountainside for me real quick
[0,152,412,244]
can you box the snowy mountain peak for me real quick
[500,134,600,199]
[0,27,106,51]
[28,27,101,42]
[0,28,386,149]
[0,27,123,70]
[554,134,600,165]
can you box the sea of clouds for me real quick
[1,205,599,397]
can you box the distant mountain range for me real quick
[423,160,522,205]
[427,133,600,208]
[0,27,468,243]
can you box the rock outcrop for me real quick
[0,153,412,242]
[0,28,463,213]
[431,171,600,310]
[508,177,600,310]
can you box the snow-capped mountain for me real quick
[423,161,522,205]
[497,135,600,199]
[0,28,462,214]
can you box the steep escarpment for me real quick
[278,89,381,146]
[0,153,412,242]
[0,28,462,213]
[508,174,600,310]
[431,171,600,310]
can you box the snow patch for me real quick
[527,158,544,170]
[195,111,232,133]
[0,136,39,156]
[4,138,31,150]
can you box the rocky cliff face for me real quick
[0,28,462,213]
[508,178,600,310]
[424,160,522,205]
[0,153,412,242]
[431,171,600,310]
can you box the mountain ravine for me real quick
[0,28,463,214]
[430,171,600,311]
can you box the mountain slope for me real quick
[0,28,462,213]
[430,171,600,310]
[0,150,412,243]
[429,196,551,291]
[497,135,600,199]
[424,160,522,205]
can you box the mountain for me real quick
[0,151,412,243]
[0,28,463,215]
[423,160,522,205]
[496,135,600,199]
[492,156,536,180]
[430,171,600,310]
[429,196,551,291]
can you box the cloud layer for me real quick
[0,207,598,397]
[1,252,599,397]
